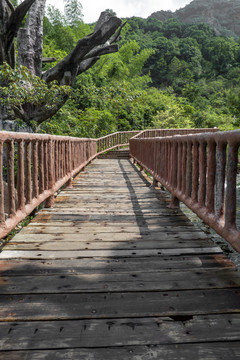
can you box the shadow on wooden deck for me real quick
[0,159,240,359]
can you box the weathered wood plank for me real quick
[0,269,238,294]
[1,343,240,360]
[20,225,203,235]
[0,247,222,259]
[0,255,234,276]
[11,231,209,242]
[0,288,239,321]
[0,314,240,350]
[3,240,214,251]
[0,157,238,358]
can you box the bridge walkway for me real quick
[0,158,240,359]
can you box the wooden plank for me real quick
[0,247,222,260]
[1,343,240,360]
[0,288,240,321]
[0,269,238,294]
[23,224,199,233]
[4,239,214,251]
[0,255,234,276]
[0,314,240,350]
[20,225,201,234]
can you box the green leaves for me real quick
[0,62,72,122]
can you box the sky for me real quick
[46,0,193,23]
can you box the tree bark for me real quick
[17,0,46,76]
[1,0,125,126]
[0,0,36,68]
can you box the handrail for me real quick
[0,128,221,241]
[132,128,219,139]
[0,130,140,239]
[130,129,240,252]
[97,131,140,153]
[0,131,97,239]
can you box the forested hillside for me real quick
[4,1,240,137]
[151,0,240,38]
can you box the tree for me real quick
[0,0,125,126]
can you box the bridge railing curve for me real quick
[130,129,240,253]
[0,131,98,239]
[0,130,140,239]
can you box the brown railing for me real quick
[97,131,140,153]
[0,130,141,239]
[0,131,97,239]
[130,129,240,252]
[132,128,218,139]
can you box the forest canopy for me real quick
[1,1,240,136]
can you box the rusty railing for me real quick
[0,131,97,239]
[130,129,240,252]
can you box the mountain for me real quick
[150,0,240,38]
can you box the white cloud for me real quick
[46,0,192,23]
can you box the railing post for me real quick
[25,140,32,205]
[225,143,238,230]
[206,140,216,214]
[170,141,179,208]
[45,139,54,208]
[17,140,25,210]
[192,141,199,203]
[32,140,39,200]
[66,139,73,188]
[199,141,207,207]
[186,142,192,198]
[0,141,5,225]
[215,142,226,219]
[7,140,16,217]
[39,140,44,194]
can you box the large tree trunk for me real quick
[17,0,46,76]
[0,0,36,68]
[0,0,125,126]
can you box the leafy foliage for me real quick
[2,3,240,135]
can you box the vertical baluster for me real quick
[7,140,16,217]
[52,140,55,185]
[177,141,182,191]
[17,140,25,210]
[59,141,63,179]
[62,141,65,176]
[44,141,49,189]
[38,141,44,194]
[45,139,54,208]
[32,141,38,199]
[215,142,227,219]
[55,140,58,182]
[167,141,172,183]
[206,141,216,213]
[199,141,207,207]
[181,141,187,194]
[186,142,192,198]
[170,140,179,208]
[25,140,32,204]
[0,141,4,224]
[66,140,72,188]
[192,141,199,203]
[225,143,238,230]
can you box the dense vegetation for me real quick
[8,3,240,137]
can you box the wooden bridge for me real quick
[1,129,240,359]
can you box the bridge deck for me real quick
[1,159,240,359]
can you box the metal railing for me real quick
[130,129,240,252]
